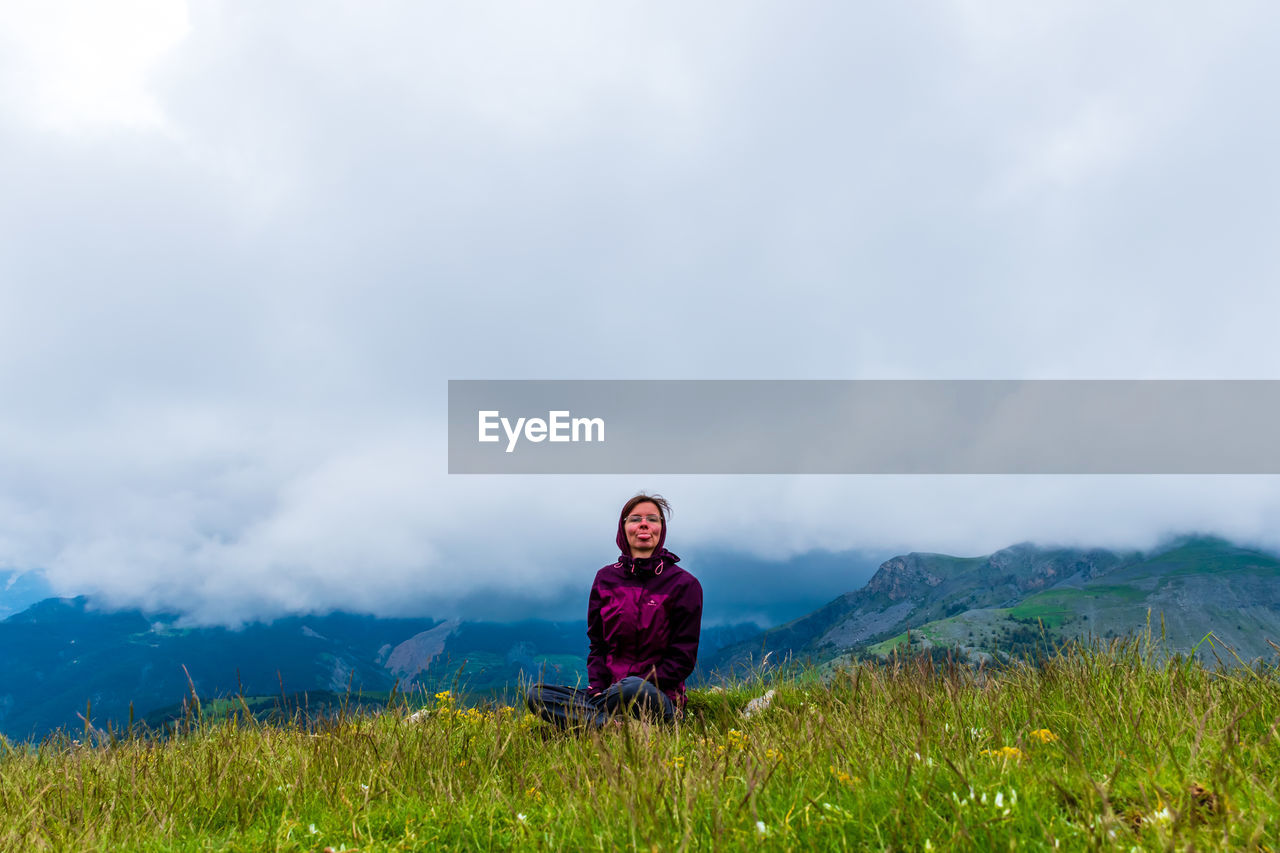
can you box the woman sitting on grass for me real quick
[527,493,703,729]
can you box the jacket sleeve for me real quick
[653,575,703,690]
[586,575,610,692]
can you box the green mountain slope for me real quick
[709,537,1280,672]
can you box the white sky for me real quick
[2,1,1278,625]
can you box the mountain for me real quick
[0,598,760,741]
[0,600,435,740]
[708,536,1280,673]
[0,601,573,740]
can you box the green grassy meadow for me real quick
[2,638,1278,851]
[1009,586,1147,624]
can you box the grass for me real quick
[1125,541,1280,580]
[1009,586,1146,628]
[1012,585,1145,610]
[2,639,1278,851]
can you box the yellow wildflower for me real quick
[1028,728,1058,744]
[980,746,1024,760]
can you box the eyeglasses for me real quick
[624,515,662,525]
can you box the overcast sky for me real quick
[2,1,1278,627]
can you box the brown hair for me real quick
[620,492,671,523]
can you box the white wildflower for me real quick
[517,813,527,823]
[995,791,1003,808]
[756,821,767,835]
[308,824,318,835]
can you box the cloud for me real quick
[1,2,1279,625]
[0,0,190,133]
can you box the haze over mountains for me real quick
[2,536,1276,741]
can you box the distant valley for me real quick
[0,598,759,741]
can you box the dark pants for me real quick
[526,676,676,729]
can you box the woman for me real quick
[528,493,703,728]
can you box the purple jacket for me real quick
[586,511,703,708]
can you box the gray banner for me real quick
[447,380,1280,474]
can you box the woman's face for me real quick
[623,501,663,558]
